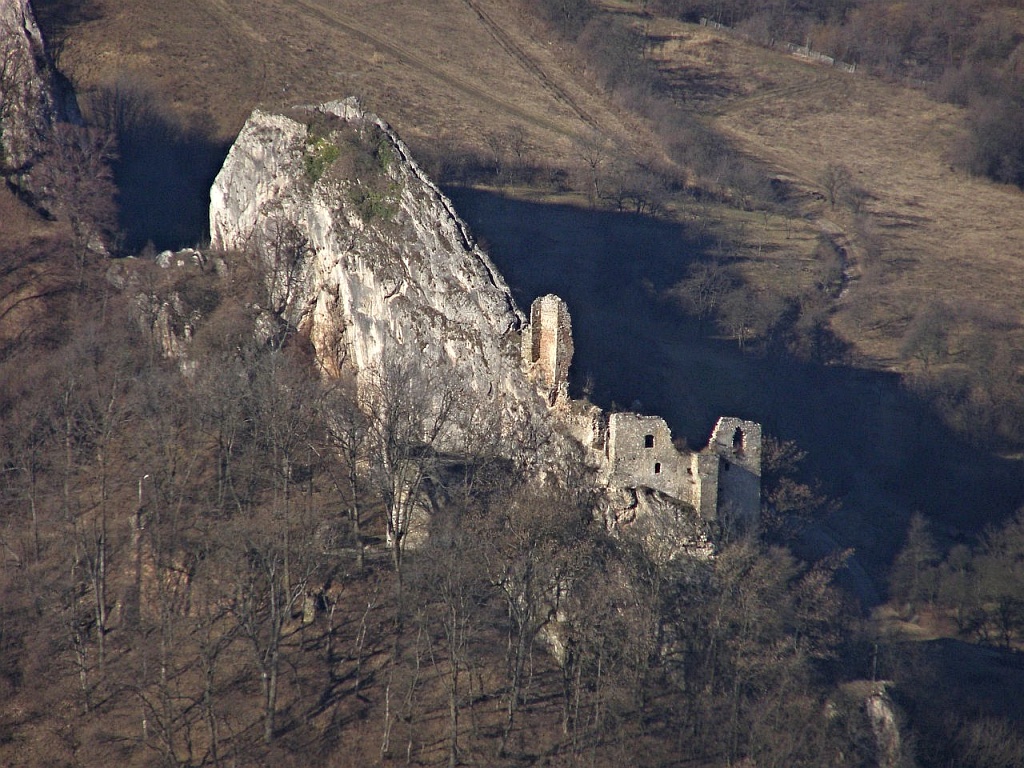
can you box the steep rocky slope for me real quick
[0,0,76,179]
[209,100,556,455]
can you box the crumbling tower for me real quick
[522,294,574,404]
[707,417,762,530]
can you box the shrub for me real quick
[304,136,340,184]
[349,181,399,223]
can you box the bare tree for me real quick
[34,123,118,264]
[482,485,590,756]
[717,287,786,351]
[506,124,529,180]
[820,163,852,210]
[412,503,493,767]
[889,512,940,616]
[252,215,310,317]
[362,353,462,582]
[668,259,734,321]
[0,382,56,565]
[575,136,610,207]
[86,76,174,156]
[901,302,951,370]
[483,130,507,181]
[322,380,369,570]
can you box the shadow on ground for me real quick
[112,116,231,252]
[446,187,1024,594]
[895,638,1024,763]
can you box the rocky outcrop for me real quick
[210,100,531,405]
[209,99,564,471]
[208,99,752,563]
[0,0,76,177]
[865,684,905,768]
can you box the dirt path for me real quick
[461,0,600,131]
[712,68,831,118]
[280,0,586,142]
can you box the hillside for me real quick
[14,0,1024,625]
[33,0,643,160]
[13,0,1024,615]
[34,0,1024,378]
[653,19,1024,369]
[5,0,1024,764]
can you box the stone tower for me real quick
[522,294,574,404]
[708,417,762,530]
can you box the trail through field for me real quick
[461,0,600,131]
[281,0,586,141]
[710,68,832,118]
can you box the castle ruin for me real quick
[521,294,574,405]
[521,294,762,529]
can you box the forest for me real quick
[0,247,869,766]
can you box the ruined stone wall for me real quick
[522,294,573,403]
[606,413,696,505]
[520,293,763,534]
[690,452,720,521]
[707,417,762,528]
[553,398,606,454]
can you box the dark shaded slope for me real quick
[448,187,1024,589]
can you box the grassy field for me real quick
[37,0,651,163]
[33,0,1024,367]
[652,20,1024,368]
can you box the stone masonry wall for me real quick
[691,451,720,521]
[522,294,573,403]
[521,294,763,531]
[708,417,762,529]
[606,413,696,505]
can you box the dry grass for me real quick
[0,187,58,246]
[652,21,1024,367]
[44,0,651,163]
[35,0,1024,369]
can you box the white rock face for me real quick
[865,685,905,768]
[1,0,51,171]
[210,100,545,440]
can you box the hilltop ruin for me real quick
[206,100,762,558]
[522,294,761,532]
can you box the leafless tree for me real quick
[901,302,951,370]
[34,123,118,264]
[362,352,462,582]
[717,287,786,351]
[889,512,940,616]
[411,503,492,767]
[86,76,174,156]
[481,485,590,756]
[820,163,852,210]
[668,259,734,321]
[575,136,610,207]
[321,380,369,570]
[252,215,310,317]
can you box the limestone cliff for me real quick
[0,0,76,177]
[210,100,530,403]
